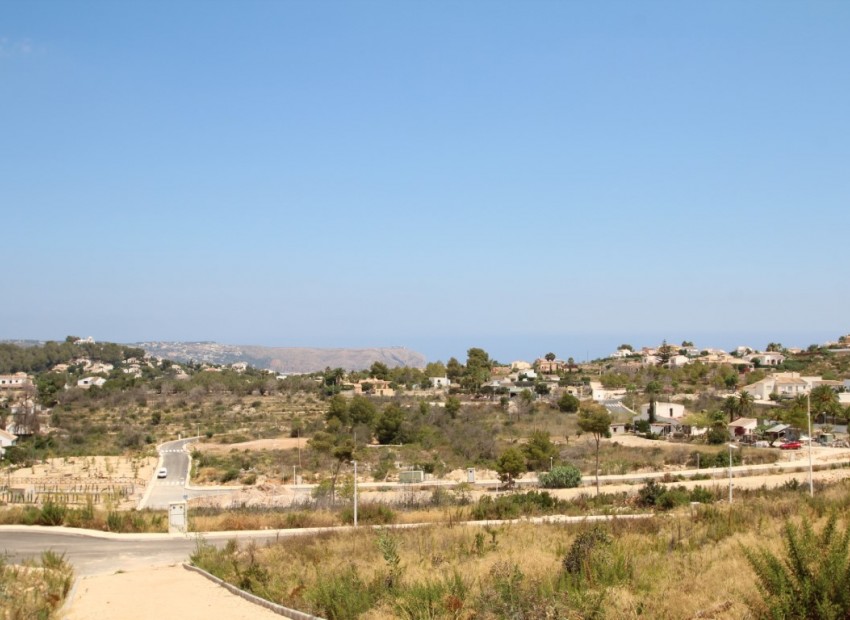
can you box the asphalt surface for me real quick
[142,437,240,510]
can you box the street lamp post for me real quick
[728,443,739,504]
[807,393,814,497]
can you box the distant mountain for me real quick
[133,342,427,373]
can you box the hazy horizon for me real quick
[4,329,844,367]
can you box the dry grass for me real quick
[191,481,850,619]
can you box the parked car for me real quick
[157,467,168,478]
[779,441,802,450]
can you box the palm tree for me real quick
[723,396,739,422]
[737,390,755,418]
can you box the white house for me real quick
[510,361,532,371]
[743,372,813,400]
[668,355,690,368]
[0,373,31,390]
[747,352,785,366]
[77,377,107,389]
[639,401,686,419]
[0,429,17,456]
[430,377,451,389]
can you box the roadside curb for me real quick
[183,563,323,620]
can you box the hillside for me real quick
[133,341,426,372]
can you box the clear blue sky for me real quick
[2,1,848,363]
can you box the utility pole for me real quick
[807,393,814,497]
[353,460,358,527]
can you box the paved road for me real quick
[142,438,240,510]
[0,527,300,576]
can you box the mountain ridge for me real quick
[133,341,427,373]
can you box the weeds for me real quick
[744,514,850,619]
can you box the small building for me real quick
[747,352,785,366]
[429,376,451,389]
[0,373,31,390]
[728,417,759,439]
[590,381,627,402]
[77,377,107,389]
[0,429,17,457]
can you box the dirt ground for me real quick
[64,564,285,620]
[7,455,158,509]
[194,437,305,454]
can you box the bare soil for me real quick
[65,564,284,620]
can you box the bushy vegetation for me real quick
[744,514,850,619]
[0,500,167,532]
[187,482,850,619]
[538,464,583,488]
[0,550,74,618]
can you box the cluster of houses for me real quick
[607,344,794,371]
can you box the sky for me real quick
[2,1,848,363]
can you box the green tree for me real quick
[810,385,841,422]
[779,395,810,430]
[349,396,377,427]
[369,361,390,380]
[557,392,580,413]
[446,357,464,383]
[326,394,350,425]
[374,403,406,444]
[545,352,556,362]
[657,340,675,364]
[738,390,755,418]
[577,404,611,495]
[495,447,526,487]
[645,381,662,423]
[462,347,492,393]
[522,430,559,471]
[424,361,447,378]
[445,396,461,419]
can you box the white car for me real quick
[156,467,168,479]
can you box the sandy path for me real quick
[64,564,287,620]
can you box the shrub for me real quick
[341,503,396,525]
[562,526,631,589]
[305,564,376,619]
[38,500,68,526]
[220,468,239,483]
[470,491,566,521]
[744,514,850,619]
[689,485,716,504]
[538,464,583,489]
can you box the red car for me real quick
[780,441,803,450]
